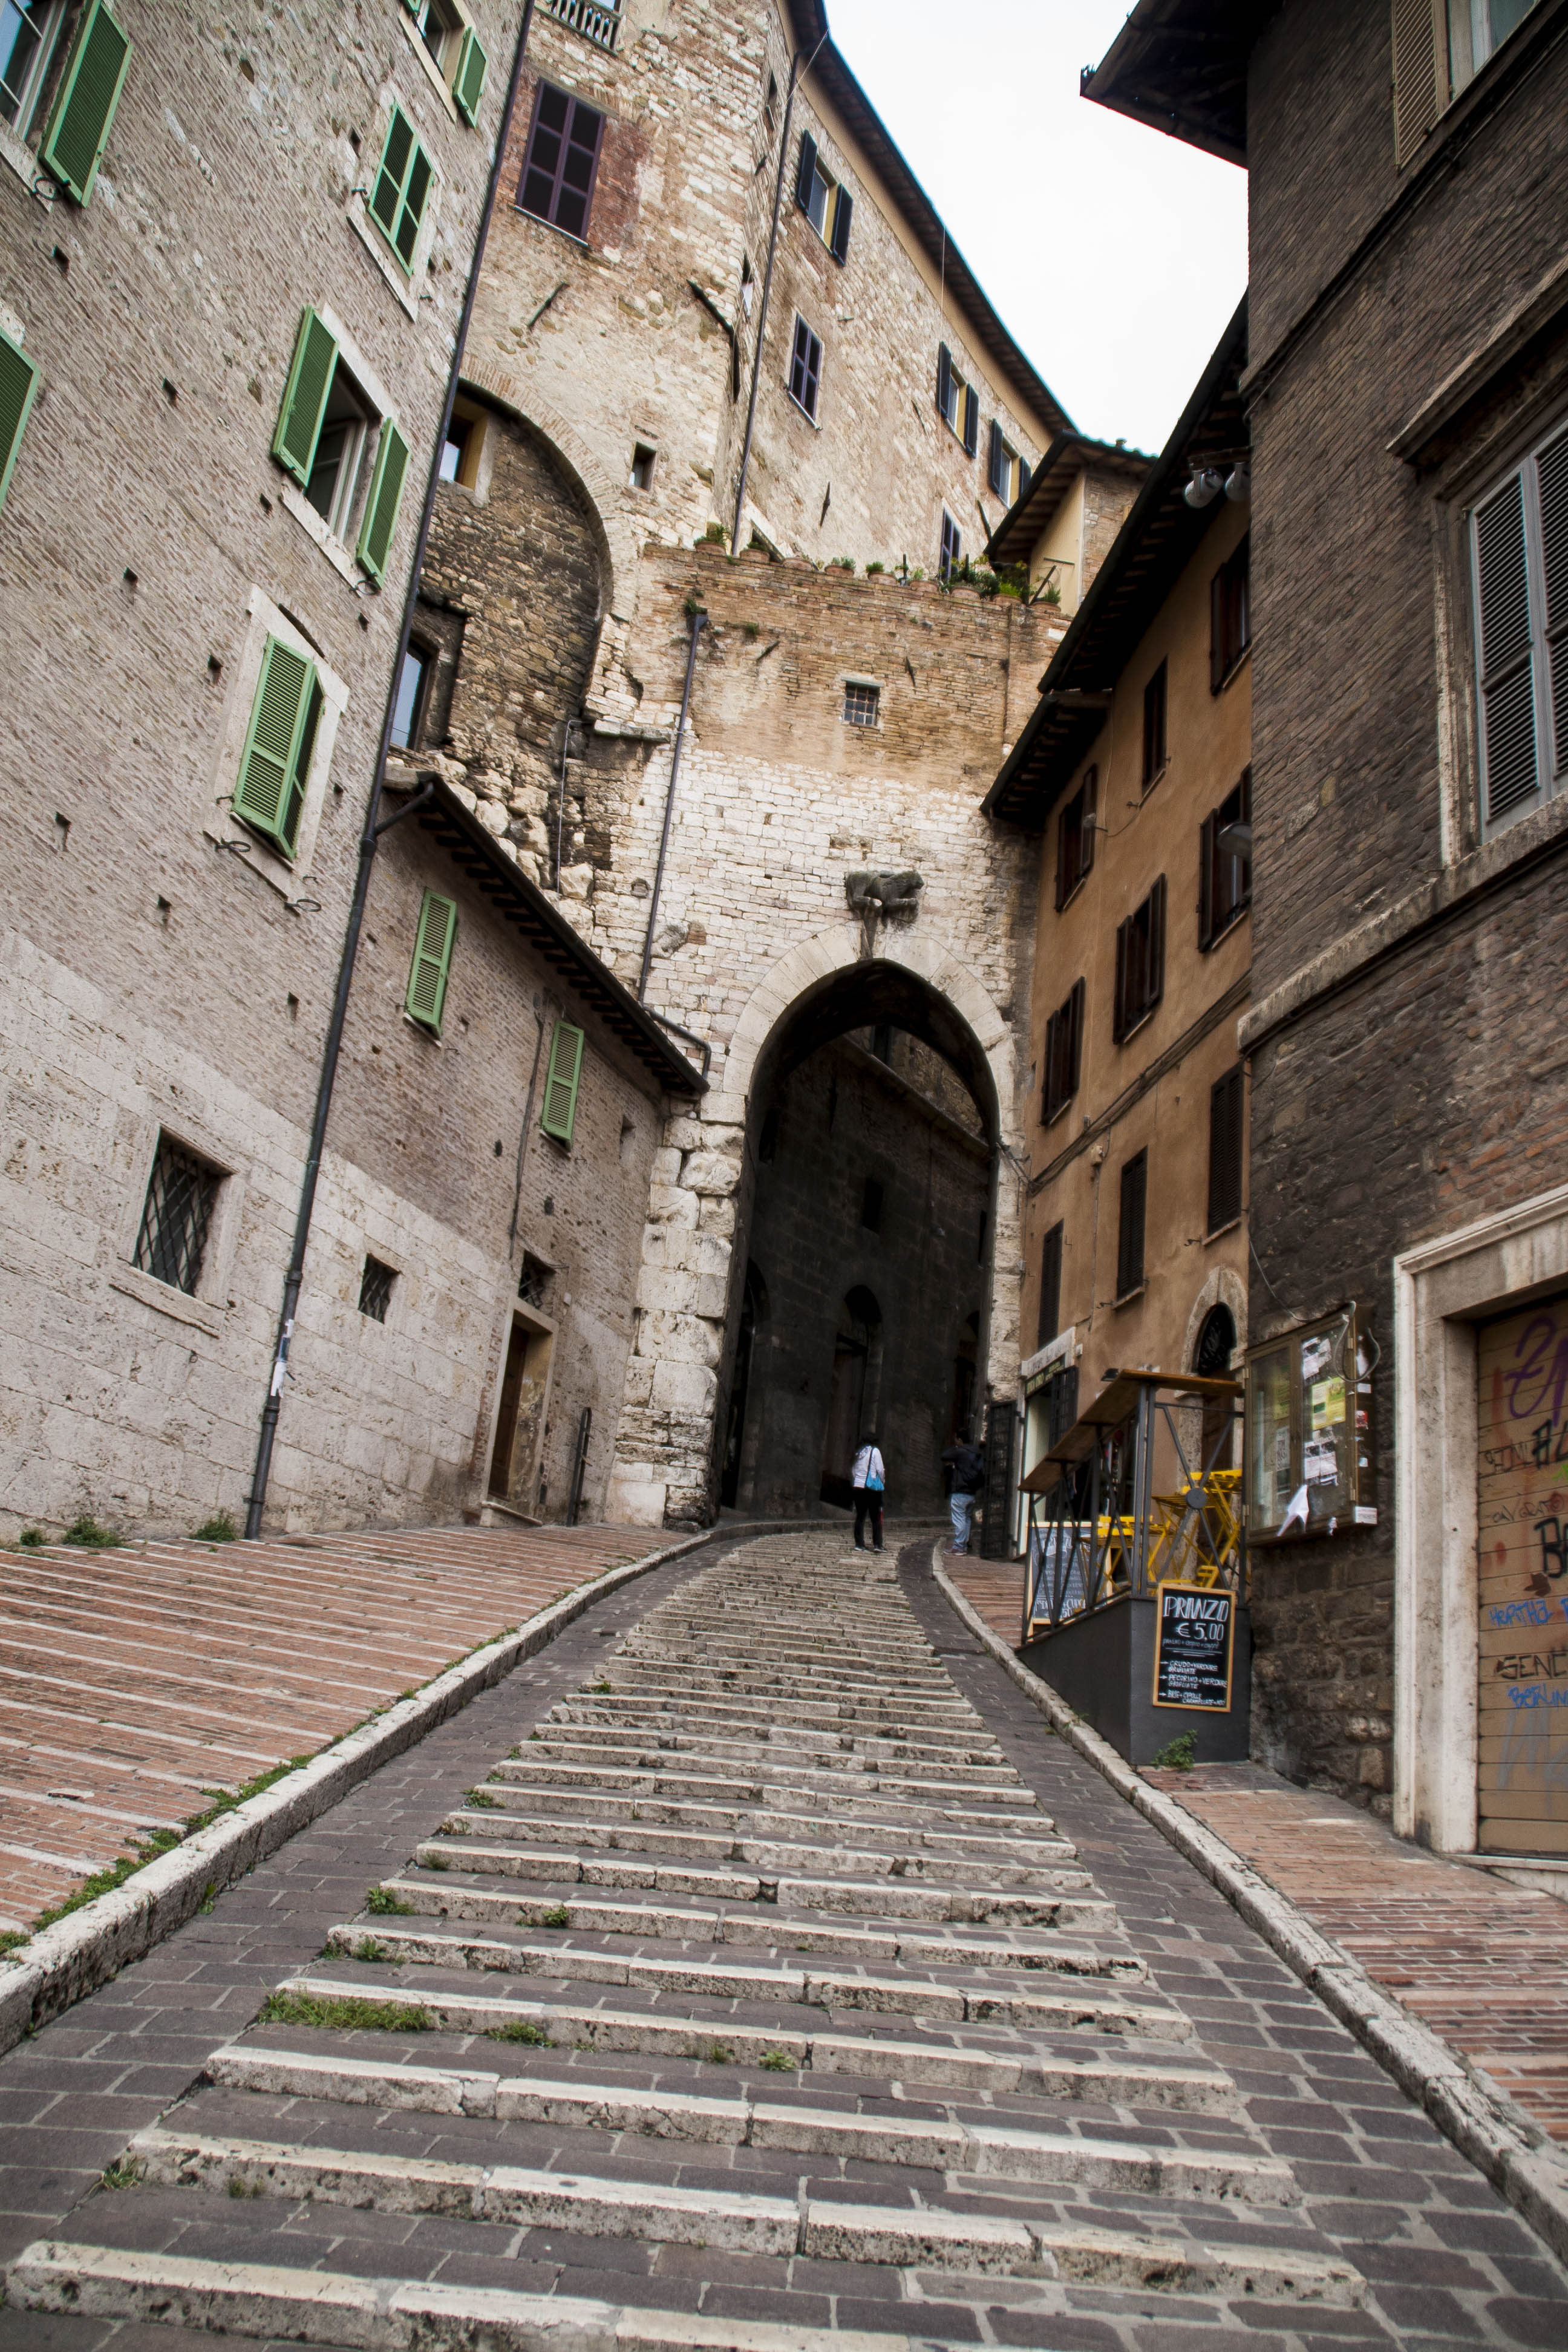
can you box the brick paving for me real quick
[946,1553,1568,2154]
[0,1523,672,1932]
[0,1527,1564,2348]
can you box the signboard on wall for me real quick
[1151,1581,1235,1711]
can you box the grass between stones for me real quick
[486,2020,554,2045]
[365,1887,416,1916]
[259,1990,431,2033]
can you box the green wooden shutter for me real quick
[406,890,458,1033]
[541,1021,585,1145]
[0,332,41,513]
[39,0,132,207]
[234,638,319,858]
[272,310,339,486]
[454,27,488,125]
[371,106,433,272]
[356,419,411,585]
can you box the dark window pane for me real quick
[359,1256,396,1322]
[134,1137,220,1297]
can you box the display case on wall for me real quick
[1245,1305,1376,1540]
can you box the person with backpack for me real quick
[942,1432,985,1555]
[851,1432,886,1551]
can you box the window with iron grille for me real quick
[843,680,879,727]
[1210,534,1250,691]
[518,1252,552,1308]
[1142,659,1168,786]
[359,1255,395,1322]
[939,508,961,584]
[1116,1149,1147,1300]
[1207,1065,1244,1235]
[1199,768,1252,949]
[1055,766,1097,907]
[517,80,604,241]
[1112,876,1166,1043]
[1041,977,1084,1124]
[1037,1220,1063,1350]
[1471,410,1568,837]
[788,314,822,420]
[134,1135,220,1297]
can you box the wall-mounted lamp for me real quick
[1216,820,1253,857]
[1224,464,1250,503]
[1183,468,1224,509]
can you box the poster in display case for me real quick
[1245,1306,1376,1540]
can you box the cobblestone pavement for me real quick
[943,1555,1568,2154]
[2,1526,1566,2350]
[0,1524,672,1930]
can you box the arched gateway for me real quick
[606,932,1024,1529]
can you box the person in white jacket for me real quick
[851,1432,886,1552]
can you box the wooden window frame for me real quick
[787,313,822,422]
[38,0,132,207]
[1041,978,1085,1126]
[1207,1064,1245,1235]
[1112,876,1167,1044]
[939,508,961,584]
[541,1019,586,1143]
[1198,767,1253,949]
[370,103,436,274]
[517,79,605,244]
[1054,766,1097,910]
[1037,1220,1064,1351]
[405,889,459,1036]
[1142,659,1168,788]
[0,328,41,512]
[1471,410,1568,838]
[1116,1149,1148,1302]
[1209,534,1250,693]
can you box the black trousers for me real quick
[853,1489,884,1549]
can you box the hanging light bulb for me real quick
[1183,468,1224,509]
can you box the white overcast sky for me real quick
[828,0,1249,456]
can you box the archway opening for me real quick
[1195,1301,1238,1474]
[720,962,997,1523]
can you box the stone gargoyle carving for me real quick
[845,869,924,957]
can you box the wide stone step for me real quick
[204,2047,1279,2199]
[511,1747,1030,1803]
[370,1880,1140,1971]
[552,1698,990,1749]
[272,1968,1193,2043]
[325,1925,1151,2009]
[464,1784,1062,1849]
[489,1763,1048,1826]
[523,1733,1022,1789]
[410,1847,1112,1927]
[534,1720,1013,1771]
[211,2030,1238,2111]
[433,1811,1086,1880]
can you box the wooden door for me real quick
[1477,1296,1568,1853]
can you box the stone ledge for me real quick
[930,1547,1568,2270]
[0,1527,720,2060]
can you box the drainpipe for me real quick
[636,606,705,1002]
[728,28,828,554]
[244,1,537,1540]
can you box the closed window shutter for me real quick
[962,382,979,459]
[371,107,433,270]
[1082,765,1097,879]
[1037,1222,1063,1350]
[795,130,817,214]
[357,419,411,585]
[541,1020,586,1143]
[1148,874,1167,1008]
[0,332,41,512]
[1207,1066,1244,1233]
[454,27,488,125]
[936,342,952,422]
[1475,470,1541,826]
[272,310,339,487]
[40,0,132,207]
[1042,1005,1061,1120]
[1391,0,1443,168]
[1117,1153,1146,1298]
[1210,561,1227,693]
[829,186,853,263]
[1542,425,1568,783]
[406,890,458,1034]
[1019,458,1032,502]
[1068,976,1085,1094]
[1054,801,1069,911]
[987,419,1004,498]
[1113,915,1128,1044]
[234,638,319,858]
[1198,811,1215,949]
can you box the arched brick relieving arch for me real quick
[459,359,637,622]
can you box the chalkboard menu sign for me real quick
[1151,1581,1234,1712]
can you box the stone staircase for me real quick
[7,1534,1364,2348]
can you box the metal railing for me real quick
[543,0,622,51]
[1021,1371,1246,1642]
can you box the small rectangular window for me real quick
[0,328,42,513]
[788,314,822,420]
[1037,1221,1063,1350]
[406,889,458,1036]
[1116,1149,1147,1300]
[629,441,656,489]
[518,1252,552,1307]
[541,1018,585,1143]
[1142,660,1168,786]
[1042,978,1084,1125]
[390,644,431,750]
[234,638,322,861]
[1471,413,1568,835]
[1199,768,1253,949]
[359,1255,396,1322]
[1,0,68,136]
[134,1135,220,1297]
[370,105,434,272]
[1210,534,1250,691]
[870,1023,893,1063]
[440,418,471,483]
[939,509,961,584]
[38,0,132,207]
[518,80,604,242]
[843,681,879,727]
[1054,766,1097,908]
[1207,1065,1245,1235]
[1112,876,1167,1044]
[861,1176,884,1232]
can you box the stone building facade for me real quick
[0,0,705,1540]
[1088,2,1568,1858]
